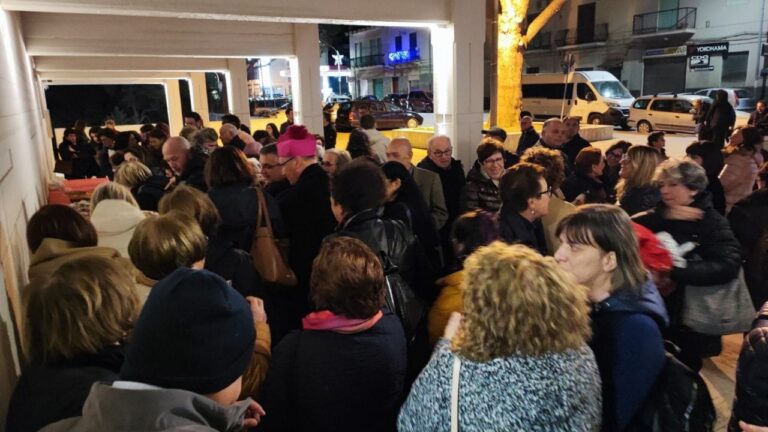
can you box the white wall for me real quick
[0,9,52,428]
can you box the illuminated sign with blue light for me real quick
[388,50,411,63]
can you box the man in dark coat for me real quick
[97,128,117,179]
[748,100,768,135]
[516,115,540,156]
[162,136,208,192]
[705,89,736,148]
[418,134,465,268]
[323,111,337,149]
[562,116,591,164]
[274,125,337,340]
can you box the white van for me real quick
[521,71,635,127]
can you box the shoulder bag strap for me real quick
[254,187,273,232]
[451,355,460,432]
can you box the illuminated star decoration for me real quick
[332,53,345,66]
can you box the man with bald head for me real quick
[534,118,573,173]
[387,138,448,229]
[162,136,209,191]
[418,134,465,265]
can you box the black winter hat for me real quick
[120,268,255,394]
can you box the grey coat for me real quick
[398,340,602,432]
[412,166,448,230]
[40,383,252,432]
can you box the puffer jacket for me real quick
[728,189,768,309]
[619,185,660,217]
[633,192,741,360]
[459,165,501,213]
[590,280,669,431]
[729,302,768,431]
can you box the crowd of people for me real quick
[8,106,768,432]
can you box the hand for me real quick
[740,421,768,432]
[242,400,266,428]
[164,176,177,191]
[665,205,704,221]
[572,193,586,206]
[443,312,463,340]
[246,296,268,324]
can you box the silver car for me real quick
[628,94,710,134]
[692,88,755,112]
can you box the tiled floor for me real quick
[701,334,743,432]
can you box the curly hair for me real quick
[521,147,566,189]
[454,242,590,361]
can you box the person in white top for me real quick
[89,182,147,258]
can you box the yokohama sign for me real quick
[687,43,729,56]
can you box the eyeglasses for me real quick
[431,148,453,158]
[261,163,278,170]
[385,152,401,159]
[276,157,295,167]
[482,156,504,166]
[535,186,553,198]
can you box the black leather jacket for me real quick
[729,302,768,430]
[326,208,414,276]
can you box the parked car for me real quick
[357,95,378,101]
[407,90,434,112]
[691,88,755,112]
[628,93,749,134]
[335,100,423,131]
[384,93,408,109]
[326,94,352,104]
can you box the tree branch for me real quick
[523,0,568,45]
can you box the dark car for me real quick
[407,90,433,113]
[335,101,423,131]
[384,93,408,109]
[357,95,378,101]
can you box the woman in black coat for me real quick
[257,236,407,432]
[205,146,283,252]
[686,140,726,215]
[381,161,442,272]
[617,145,663,216]
[729,301,768,431]
[633,159,741,371]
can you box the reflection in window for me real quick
[206,72,230,121]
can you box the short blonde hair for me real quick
[128,211,207,280]
[115,161,152,189]
[454,242,590,361]
[90,182,139,213]
[24,255,139,364]
[158,185,221,237]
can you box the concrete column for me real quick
[164,79,184,135]
[189,72,210,125]
[290,23,323,135]
[433,0,486,170]
[226,58,251,126]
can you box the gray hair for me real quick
[219,123,238,135]
[542,117,563,130]
[653,158,708,192]
[426,134,451,151]
[325,148,352,169]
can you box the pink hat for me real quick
[277,125,316,158]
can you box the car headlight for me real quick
[606,101,619,108]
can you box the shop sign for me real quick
[644,46,687,57]
[388,50,412,63]
[689,54,710,69]
[687,43,729,56]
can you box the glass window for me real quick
[632,99,650,109]
[576,83,593,100]
[409,32,418,51]
[395,36,402,51]
[722,52,748,87]
[592,81,633,99]
[650,99,673,112]
[672,100,692,113]
[206,72,230,121]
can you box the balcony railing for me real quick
[351,54,385,68]
[632,7,696,35]
[554,23,608,47]
[528,31,551,50]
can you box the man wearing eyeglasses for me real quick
[259,144,292,199]
[418,135,466,266]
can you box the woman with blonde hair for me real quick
[399,242,601,431]
[114,160,169,211]
[89,181,147,258]
[616,145,663,216]
[556,204,668,431]
[7,256,139,432]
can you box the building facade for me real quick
[348,27,433,99]
[519,0,768,98]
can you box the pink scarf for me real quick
[302,310,383,334]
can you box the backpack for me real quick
[630,348,716,432]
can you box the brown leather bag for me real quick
[250,187,297,286]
